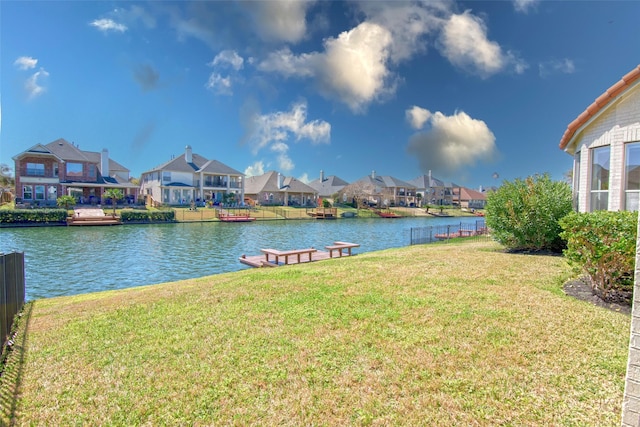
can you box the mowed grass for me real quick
[1,241,630,426]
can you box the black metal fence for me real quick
[1,252,25,349]
[410,221,489,245]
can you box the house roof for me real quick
[45,138,90,162]
[14,139,131,176]
[307,175,349,196]
[149,153,210,173]
[244,171,317,195]
[454,187,486,201]
[352,174,416,189]
[409,174,460,189]
[197,159,243,176]
[559,64,640,153]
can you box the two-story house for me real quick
[339,171,417,207]
[13,138,137,207]
[140,145,245,206]
[409,171,458,207]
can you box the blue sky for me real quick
[2,1,640,190]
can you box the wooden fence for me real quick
[1,252,25,350]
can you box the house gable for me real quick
[560,65,640,154]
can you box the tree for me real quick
[103,188,124,215]
[485,173,572,253]
[57,195,76,210]
[0,163,15,204]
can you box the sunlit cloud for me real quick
[90,18,127,33]
[406,108,498,175]
[14,56,37,70]
[25,69,50,100]
[539,58,575,77]
[406,106,432,130]
[244,161,265,177]
[437,10,527,78]
[259,22,395,113]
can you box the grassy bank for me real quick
[1,241,629,425]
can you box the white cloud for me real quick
[277,153,295,172]
[243,0,314,43]
[513,0,539,13]
[244,161,265,177]
[25,69,50,100]
[205,73,233,95]
[211,50,244,71]
[14,56,37,70]
[258,48,316,78]
[406,109,498,175]
[355,1,443,63]
[437,11,526,78]
[539,58,575,77]
[90,18,127,33]
[406,106,432,130]
[245,101,330,173]
[298,173,310,184]
[248,101,330,154]
[259,22,394,113]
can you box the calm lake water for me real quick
[1,216,484,301]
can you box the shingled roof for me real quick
[559,64,640,153]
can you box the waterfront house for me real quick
[13,138,138,207]
[244,171,317,206]
[560,64,640,212]
[409,171,458,207]
[452,187,487,210]
[339,170,417,207]
[307,170,349,201]
[140,145,244,206]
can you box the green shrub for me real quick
[560,210,637,299]
[120,210,175,222]
[485,174,572,252]
[0,209,68,224]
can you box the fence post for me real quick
[0,252,25,351]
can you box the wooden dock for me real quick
[239,242,359,268]
[307,207,337,219]
[67,209,122,226]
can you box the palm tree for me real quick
[103,188,123,216]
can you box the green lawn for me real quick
[1,241,630,425]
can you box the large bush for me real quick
[560,210,637,300]
[120,210,175,222]
[0,209,68,224]
[486,174,572,252]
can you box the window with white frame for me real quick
[66,162,83,178]
[590,146,610,211]
[573,151,581,210]
[34,185,45,200]
[163,171,171,182]
[625,142,640,211]
[23,185,33,200]
[26,163,44,176]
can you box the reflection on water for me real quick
[0,216,483,300]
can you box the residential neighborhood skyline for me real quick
[3,1,640,190]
